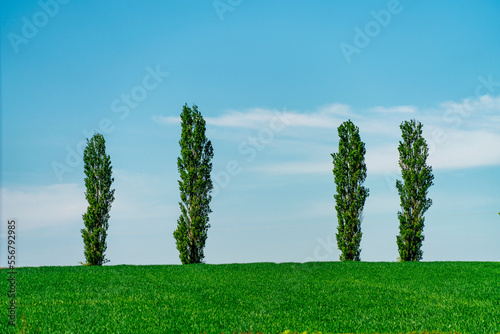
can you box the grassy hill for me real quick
[1,262,499,333]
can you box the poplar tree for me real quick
[396,119,434,261]
[174,104,214,264]
[81,133,115,266]
[332,120,369,261]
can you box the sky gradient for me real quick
[1,0,500,267]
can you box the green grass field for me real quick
[1,262,499,333]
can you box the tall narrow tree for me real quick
[174,104,214,264]
[81,133,115,266]
[396,119,434,261]
[332,120,369,261]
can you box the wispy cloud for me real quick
[152,115,179,125]
[0,184,86,231]
[251,161,332,175]
[427,129,500,170]
[0,170,180,233]
[207,108,294,128]
[153,95,500,175]
[251,142,400,176]
[437,94,500,131]
[153,104,353,129]
[370,105,417,114]
[440,94,500,115]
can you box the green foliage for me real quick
[174,104,214,264]
[81,133,115,266]
[0,263,498,333]
[331,120,369,261]
[396,120,434,262]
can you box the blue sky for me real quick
[1,0,499,267]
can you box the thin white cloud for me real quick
[250,143,400,176]
[153,95,500,175]
[251,161,332,175]
[0,184,86,231]
[370,105,417,114]
[152,115,179,124]
[286,104,347,128]
[153,104,353,129]
[439,94,500,115]
[314,103,353,117]
[427,129,500,170]
[0,170,180,233]
[365,144,399,174]
[207,108,294,128]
